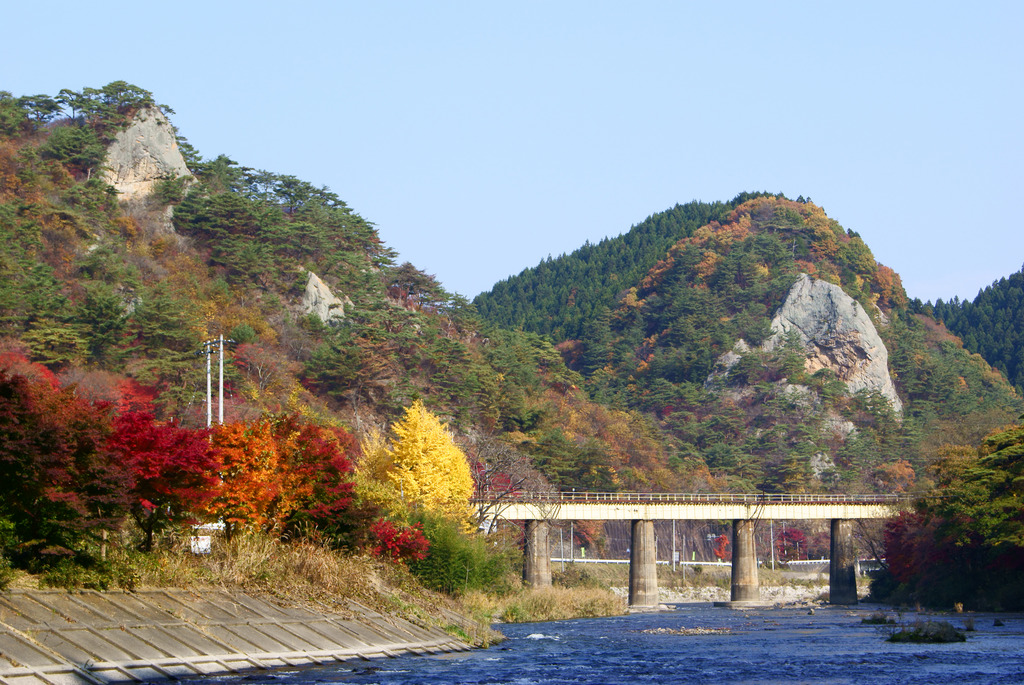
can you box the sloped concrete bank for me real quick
[0,589,486,684]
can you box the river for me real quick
[197,603,1024,684]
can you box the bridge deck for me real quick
[477,492,906,521]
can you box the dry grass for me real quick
[16,531,501,645]
[126,534,418,614]
[463,586,626,624]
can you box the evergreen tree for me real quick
[932,265,1024,393]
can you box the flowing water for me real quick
[198,604,1024,684]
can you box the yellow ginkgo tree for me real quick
[386,400,474,523]
[354,426,403,516]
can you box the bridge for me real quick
[475,492,909,609]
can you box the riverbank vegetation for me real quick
[1,531,502,646]
[870,421,1024,610]
[0,347,613,628]
[465,586,624,623]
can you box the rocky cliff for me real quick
[302,271,352,323]
[763,274,902,413]
[705,274,902,414]
[101,107,193,202]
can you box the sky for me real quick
[3,2,1022,303]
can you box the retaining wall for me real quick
[0,589,478,684]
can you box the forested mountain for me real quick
[0,82,689,501]
[1,82,1020,507]
[930,266,1024,394]
[474,194,771,341]
[478,196,1023,493]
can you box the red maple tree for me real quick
[0,364,131,563]
[108,411,218,551]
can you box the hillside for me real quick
[930,265,1024,394]
[0,83,684,497]
[473,193,785,342]
[478,196,1023,492]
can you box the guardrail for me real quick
[472,492,910,505]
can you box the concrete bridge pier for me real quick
[628,519,659,609]
[726,519,761,605]
[523,519,551,588]
[829,519,858,604]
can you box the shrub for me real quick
[40,559,113,591]
[496,587,625,622]
[553,565,605,590]
[407,513,515,596]
[0,556,16,590]
[370,519,429,562]
[887,620,966,643]
[861,610,895,625]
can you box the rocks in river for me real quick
[644,584,828,605]
[635,626,732,636]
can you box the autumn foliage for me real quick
[108,411,217,551]
[0,350,482,585]
[712,534,730,561]
[369,519,429,562]
[0,362,130,565]
[205,414,358,539]
[876,424,1024,609]
[385,400,474,523]
[0,353,370,570]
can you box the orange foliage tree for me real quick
[205,413,357,540]
[207,421,280,539]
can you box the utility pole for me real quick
[560,528,564,572]
[204,339,212,427]
[199,336,235,428]
[570,488,575,563]
[672,520,676,572]
[681,527,686,583]
[219,335,226,424]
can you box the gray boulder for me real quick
[764,273,902,413]
[302,272,351,323]
[704,339,750,390]
[101,107,193,202]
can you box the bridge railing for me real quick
[471,491,909,505]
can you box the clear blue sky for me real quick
[3,2,1022,303]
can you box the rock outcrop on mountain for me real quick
[101,107,193,202]
[763,274,902,413]
[706,274,903,414]
[704,339,750,390]
[302,272,351,323]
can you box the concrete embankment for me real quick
[0,589,485,684]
